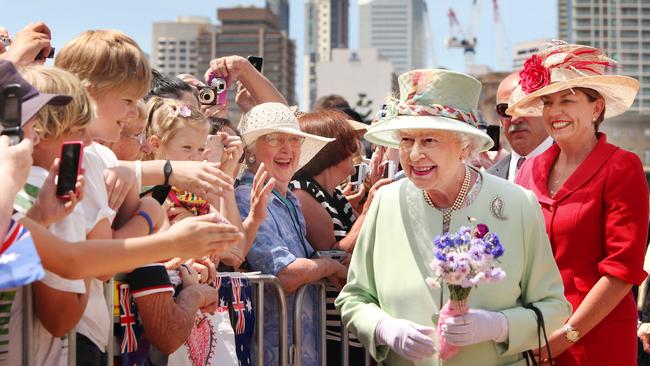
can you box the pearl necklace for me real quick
[423,165,471,230]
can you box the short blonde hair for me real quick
[55,30,151,99]
[20,65,95,139]
[145,97,209,159]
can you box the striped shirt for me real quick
[289,178,362,349]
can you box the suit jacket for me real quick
[516,134,649,366]
[487,154,511,180]
[336,172,571,366]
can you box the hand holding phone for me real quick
[56,141,84,199]
[381,160,396,180]
[204,134,225,163]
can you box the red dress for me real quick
[516,134,648,365]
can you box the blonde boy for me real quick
[18,65,95,366]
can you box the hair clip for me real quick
[168,104,193,118]
[179,105,192,117]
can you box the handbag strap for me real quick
[523,303,552,366]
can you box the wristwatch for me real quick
[163,159,173,186]
[562,323,580,343]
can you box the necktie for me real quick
[515,156,526,175]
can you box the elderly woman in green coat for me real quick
[335,69,572,366]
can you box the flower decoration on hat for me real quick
[518,42,617,95]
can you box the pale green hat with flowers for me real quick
[365,69,493,151]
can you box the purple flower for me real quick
[474,224,489,239]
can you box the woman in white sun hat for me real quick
[335,69,570,366]
[509,42,649,365]
[234,102,348,366]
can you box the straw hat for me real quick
[364,69,493,151]
[239,102,334,168]
[506,42,639,119]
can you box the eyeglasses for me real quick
[123,130,147,145]
[495,103,510,119]
[262,133,305,147]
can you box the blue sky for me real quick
[5,0,557,107]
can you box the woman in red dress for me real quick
[508,42,649,365]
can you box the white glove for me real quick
[375,317,437,361]
[441,309,508,346]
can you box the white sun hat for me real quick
[239,102,335,168]
[506,41,639,119]
[364,69,493,152]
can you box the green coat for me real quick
[336,172,572,366]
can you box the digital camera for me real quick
[199,75,228,106]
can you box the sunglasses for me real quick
[495,103,510,119]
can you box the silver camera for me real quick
[198,77,228,106]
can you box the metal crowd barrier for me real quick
[22,273,376,366]
[246,274,290,366]
[291,281,375,366]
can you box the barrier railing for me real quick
[246,274,290,366]
[23,273,375,366]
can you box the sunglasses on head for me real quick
[495,103,510,119]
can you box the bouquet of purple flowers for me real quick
[426,224,506,360]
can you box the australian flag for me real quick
[0,218,44,290]
[230,277,255,366]
[116,282,150,366]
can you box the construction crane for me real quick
[445,0,509,72]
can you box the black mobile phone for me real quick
[247,56,263,72]
[35,47,55,61]
[486,125,501,152]
[56,141,84,198]
[0,84,23,145]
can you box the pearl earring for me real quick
[246,155,256,164]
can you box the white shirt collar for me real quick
[508,137,554,182]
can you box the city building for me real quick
[358,0,424,75]
[600,112,650,165]
[302,0,349,110]
[559,0,650,113]
[266,0,290,35]
[513,39,552,70]
[215,7,296,114]
[316,48,397,121]
[152,16,217,77]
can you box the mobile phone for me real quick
[311,250,348,263]
[56,141,84,199]
[247,56,264,73]
[0,84,23,145]
[486,125,501,151]
[205,134,224,163]
[350,163,368,186]
[381,160,396,180]
[35,47,55,61]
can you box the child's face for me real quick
[88,90,139,143]
[161,124,209,162]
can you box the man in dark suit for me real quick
[488,72,553,181]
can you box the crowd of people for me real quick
[0,21,648,366]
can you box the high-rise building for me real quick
[512,39,552,70]
[302,0,349,110]
[266,0,290,35]
[215,7,296,113]
[358,0,424,75]
[152,16,217,78]
[316,48,396,119]
[559,0,650,113]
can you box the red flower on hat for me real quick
[519,54,551,95]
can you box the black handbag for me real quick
[523,303,553,366]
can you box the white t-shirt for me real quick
[75,148,116,352]
[14,167,87,366]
